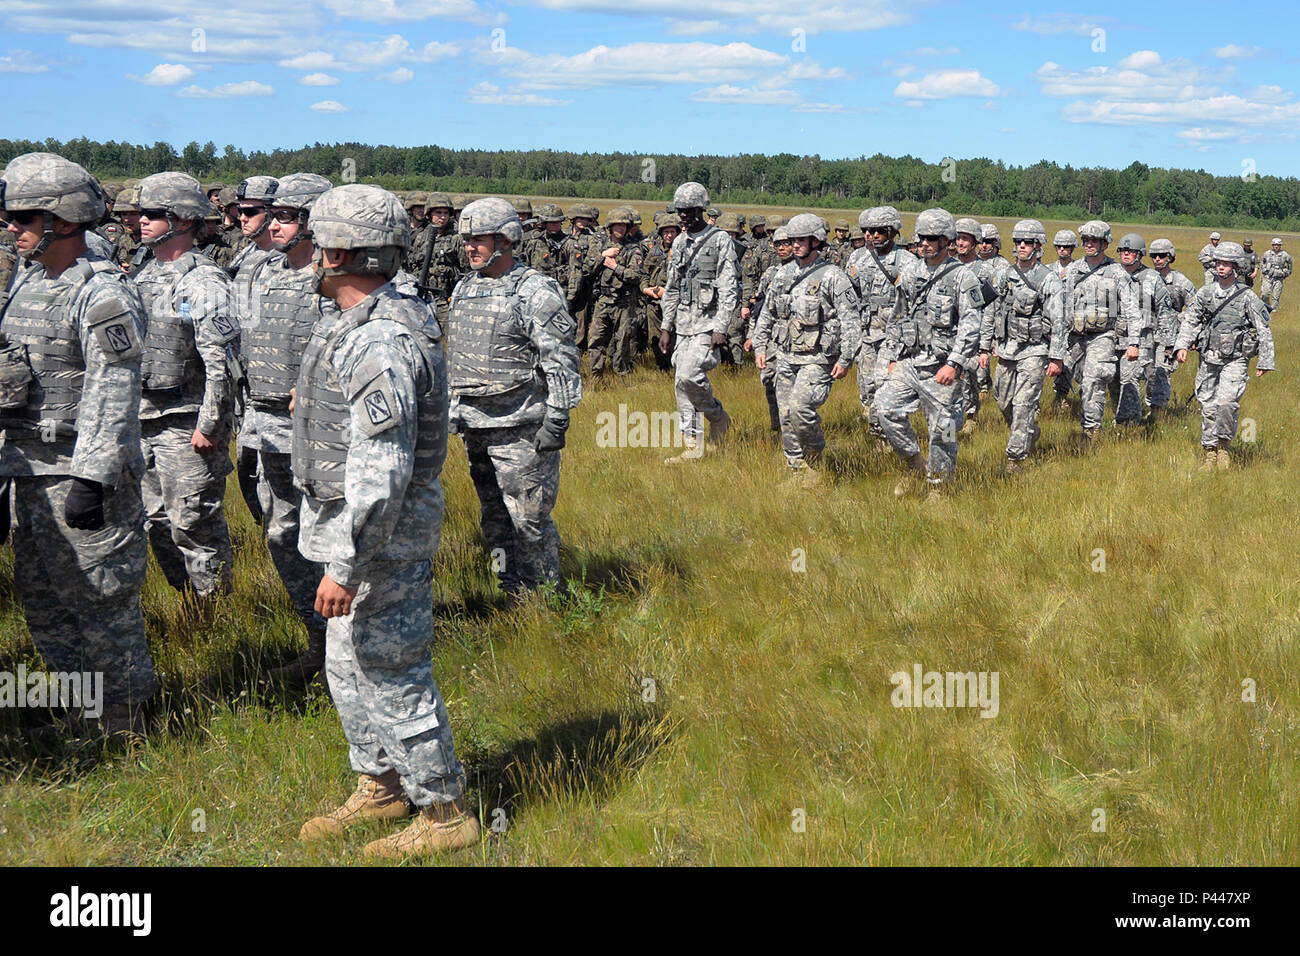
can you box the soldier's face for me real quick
[919,235,948,263]
[573,217,593,231]
[239,202,267,237]
[1273,242,1282,251]
[611,223,628,239]
[791,236,815,262]
[835,229,848,241]
[429,207,451,228]
[269,211,303,247]
[1119,249,1142,268]
[5,209,45,254]
[1151,252,1171,270]
[409,205,426,223]
[775,240,793,261]
[868,226,893,251]
[1082,236,1106,258]
[852,237,865,248]
[955,234,976,256]
[545,221,563,234]
[1215,260,1236,281]
[1015,239,1037,263]
[139,210,171,244]
[660,226,680,245]
[463,234,499,268]
[1056,244,1075,259]
[977,239,996,257]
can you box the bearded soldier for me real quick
[1148,238,1196,411]
[877,208,982,498]
[978,220,1065,473]
[658,182,737,463]
[1261,238,1292,311]
[1174,241,1275,470]
[588,205,647,377]
[846,206,915,433]
[446,198,583,596]
[132,172,239,601]
[292,184,479,858]
[750,213,860,485]
[0,152,157,735]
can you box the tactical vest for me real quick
[898,261,963,360]
[1202,287,1254,362]
[0,258,119,436]
[856,247,908,341]
[996,263,1050,344]
[1068,261,1122,334]
[770,261,836,356]
[136,251,205,391]
[672,226,723,311]
[445,265,538,397]
[246,261,319,403]
[1163,273,1192,312]
[293,290,442,501]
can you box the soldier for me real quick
[715,212,749,365]
[1174,241,1274,470]
[705,206,721,226]
[237,173,335,682]
[659,182,737,463]
[446,198,582,596]
[1051,229,1080,410]
[750,213,860,485]
[740,214,781,337]
[402,191,430,274]
[744,224,795,431]
[588,206,648,377]
[292,184,478,858]
[1240,238,1259,288]
[512,197,537,240]
[132,172,239,601]
[566,203,605,350]
[877,209,982,498]
[519,203,568,282]
[825,218,851,267]
[95,182,127,255]
[197,207,235,270]
[640,212,681,372]
[846,206,915,432]
[205,182,225,208]
[1197,231,1222,286]
[217,186,244,256]
[952,218,997,428]
[979,220,1065,473]
[1111,234,1174,426]
[1261,238,1292,311]
[1148,238,1196,413]
[115,181,149,276]
[1061,220,1140,445]
[411,192,467,323]
[0,152,157,736]
[848,225,866,251]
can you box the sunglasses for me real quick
[918,234,945,242]
[1151,253,1170,259]
[270,209,301,223]
[5,210,42,226]
[238,206,266,218]
[866,226,891,234]
[139,208,171,220]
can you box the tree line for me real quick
[4,137,1298,231]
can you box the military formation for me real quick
[0,154,1286,858]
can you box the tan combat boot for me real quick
[664,433,705,464]
[362,799,481,860]
[1199,446,1218,472]
[1004,458,1021,476]
[1079,428,1100,452]
[705,409,731,449]
[893,452,927,498]
[269,623,327,684]
[1217,440,1232,470]
[300,771,413,840]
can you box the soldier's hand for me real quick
[64,477,105,531]
[315,573,358,619]
[659,330,672,354]
[743,338,753,353]
[978,352,989,370]
[830,363,848,380]
[1046,360,1063,377]
[934,364,957,386]
[601,246,619,259]
[533,411,569,453]
[1125,346,1139,361]
[603,256,618,270]
[289,387,295,414]
[741,307,750,320]
[754,353,766,370]
[710,332,727,349]
[1176,349,1188,364]
[1256,368,1271,378]
[192,428,217,453]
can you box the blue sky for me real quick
[3,0,1297,177]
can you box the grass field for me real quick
[1,210,1298,866]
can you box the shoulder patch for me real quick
[351,366,403,438]
[85,295,141,362]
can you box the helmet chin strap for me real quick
[470,236,504,272]
[142,212,196,247]
[273,210,310,253]
[21,211,80,260]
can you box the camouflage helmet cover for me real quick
[673,181,710,210]
[458,196,523,245]
[706,206,721,219]
[605,205,637,226]
[116,182,142,213]
[979,223,1001,243]
[1079,220,1112,242]
[309,184,411,251]
[860,206,903,232]
[237,175,278,203]
[271,173,334,213]
[1212,240,1246,269]
[954,217,981,238]
[1149,238,1176,261]
[834,218,851,231]
[785,213,828,242]
[764,214,785,230]
[511,196,533,217]
[1116,233,1145,254]
[1243,237,1253,247]
[772,226,790,242]
[716,212,742,233]
[217,185,238,208]
[137,171,210,221]
[426,191,453,211]
[1012,219,1046,243]
[658,212,681,231]
[749,213,766,229]
[915,208,957,241]
[537,203,565,223]
[849,225,864,240]
[1053,229,1078,247]
[0,152,105,224]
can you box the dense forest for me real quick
[4,137,1298,231]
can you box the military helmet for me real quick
[834,218,851,232]
[915,208,957,241]
[537,203,565,223]
[1116,233,1145,255]
[979,223,1001,244]
[735,213,746,228]
[116,181,142,214]
[772,226,790,242]
[1149,238,1176,261]
[605,205,638,226]
[1078,220,1112,242]
[1271,237,1283,245]
[860,206,902,232]
[0,152,105,225]
[1053,229,1078,247]
[716,212,742,233]
[954,217,980,238]
[203,208,221,223]
[1213,241,1246,270]
[1209,231,1221,240]
[204,181,225,195]
[271,173,334,213]
[425,191,453,211]
[404,191,427,210]
[1012,219,1046,244]
[217,185,238,209]
[785,213,828,243]
[100,181,122,203]
[452,194,470,213]
[765,214,785,230]
[138,172,210,221]
[511,196,533,218]
[1243,237,1254,247]
[310,184,411,251]
[658,213,681,231]
[849,225,864,241]
[236,175,278,203]
[706,206,721,220]
[458,196,523,245]
[673,182,710,211]
[749,213,766,229]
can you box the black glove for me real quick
[237,445,263,526]
[533,412,569,453]
[0,478,10,546]
[64,477,105,531]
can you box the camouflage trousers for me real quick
[856,339,886,408]
[256,449,324,630]
[1192,355,1250,448]
[325,559,465,807]
[645,302,672,370]
[876,358,963,482]
[670,332,726,438]
[463,424,561,592]
[140,416,234,598]
[1053,350,1082,400]
[976,357,993,392]
[758,348,780,431]
[589,295,642,375]
[1144,345,1176,409]
[723,309,747,366]
[10,474,157,706]
[773,359,833,464]
[958,355,982,421]
[1064,331,1119,431]
[1108,345,1149,425]
[1261,276,1285,311]
[992,355,1047,461]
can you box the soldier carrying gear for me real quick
[235,175,279,243]
[1113,232,1175,424]
[1261,237,1292,311]
[848,206,916,432]
[1148,237,1197,409]
[267,173,333,253]
[951,217,1001,422]
[715,213,749,364]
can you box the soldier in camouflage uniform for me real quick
[132,173,239,600]
[744,224,795,431]
[1174,241,1275,470]
[750,214,860,484]
[1239,239,1259,288]
[823,219,851,268]
[566,203,606,351]
[974,224,1007,394]
[740,214,781,336]
[1197,232,1222,286]
[952,218,997,428]
[1110,234,1173,426]
[94,182,128,256]
[1062,220,1140,445]
[292,184,478,858]
[402,191,430,275]
[877,208,983,498]
[979,220,1065,473]
[715,212,749,365]
[0,152,157,735]
[1148,238,1196,413]
[0,230,17,297]
[409,192,467,323]
[1050,229,1080,410]
[114,181,150,275]
[217,186,244,259]
[846,206,916,433]
[640,212,681,371]
[239,173,335,682]
[519,203,569,282]
[1261,238,1292,311]
[659,182,737,462]
[197,206,236,270]
[512,197,537,241]
[588,205,648,376]
[447,198,582,595]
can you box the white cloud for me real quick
[517,0,908,35]
[890,65,914,78]
[127,62,195,85]
[176,79,274,98]
[665,18,724,36]
[1011,14,1108,36]
[1061,95,1300,129]
[1176,127,1237,141]
[792,101,852,114]
[894,69,1001,100]
[280,36,457,72]
[784,61,848,81]
[300,72,340,85]
[0,49,51,73]
[493,41,789,91]
[309,99,348,112]
[319,0,505,25]
[1213,44,1262,59]
[374,66,414,83]
[280,50,341,71]
[690,84,801,106]
[464,81,570,106]
[1035,55,1225,101]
